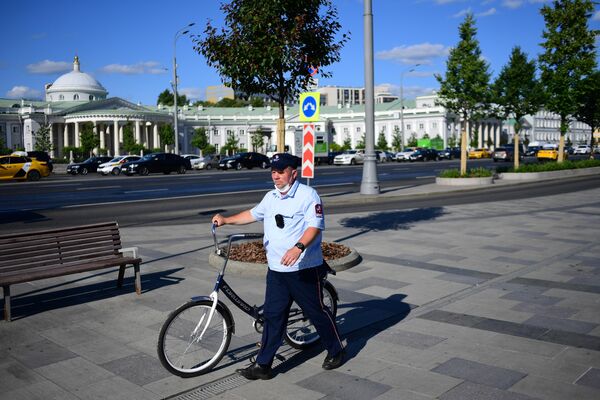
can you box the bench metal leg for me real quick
[3,285,10,322]
[134,263,141,295]
[117,265,126,288]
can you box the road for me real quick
[2,157,600,233]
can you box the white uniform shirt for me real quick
[250,180,325,272]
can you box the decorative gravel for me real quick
[226,241,351,263]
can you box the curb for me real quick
[208,245,362,276]
[498,166,600,181]
[436,176,494,186]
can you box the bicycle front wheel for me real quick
[158,299,233,377]
[284,280,338,349]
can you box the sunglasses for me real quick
[275,214,284,229]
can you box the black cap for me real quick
[271,153,300,170]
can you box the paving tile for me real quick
[368,364,462,397]
[70,375,159,400]
[480,245,521,253]
[491,256,532,266]
[435,273,487,285]
[101,352,171,386]
[2,380,80,400]
[523,315,597,334]
[510,302,577,319]
[374,329,446,350]
[501,291,562,306]
[575,367,600,389]
[419,310,488,328]
[509,277,600,294]
[34,356,114,391]
[8,338,78,369]
[511,374,600,400]
[296,370,392,400]
[440,381,539,400]
[343,276,409,290]
[372,388,434,400]
[432,357,527,390]
[0,357,47,392]
[538,329,600,351]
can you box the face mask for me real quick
[275,183,291,193]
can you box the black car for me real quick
[438,147,461,160]
[409,148,439,162]
[218,152,271,170]
[122,152,191,176]
[66,156,113,175]
[27,151,54,172]
[525,146,541,156]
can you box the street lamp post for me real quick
[399,64,420,151]
[172,22,195,155]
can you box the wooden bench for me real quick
[0,221,142,321]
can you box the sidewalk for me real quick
[1,180,600,399]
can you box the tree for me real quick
[492,46,544,168]
[539,0,598,162]
[194,0,348,153]
[222,131,239,155]
[355,133,366,149]
[157,89,188,107]
[407,133,418,147]
[448,135,457,148]
[391,126,402,152]
[435,13,491,175]
[33,124,53,152]
[575,70,600,156]
[159,124,175,150]
[251,128,265,152]
[79,122,99,156]
[342,135,352,151]
[376,131,388,150]
[191,127,209,153]
[122,123,143,154]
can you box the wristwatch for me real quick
[294,242,306,252]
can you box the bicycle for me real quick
[157,223,339,378]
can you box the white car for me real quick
[333,150,365,165]
[97,155,141,175]
[573,145,592,155]
[193,154,221,170]
[182,154,203,169]
[395,148,418,162]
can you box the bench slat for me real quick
[0,229,120,251]
[0,244,120,271]
[0,222,118,242]
[0,238,121,264]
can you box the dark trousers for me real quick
[256,264,343,367]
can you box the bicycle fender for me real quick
[323,280,339,302]
[190,296,236,335]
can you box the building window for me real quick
[419,123,424,130]
[89,95,94,101]
[74,94,79,100]
[356,127,361,132]
[432,122,437,128]
[59,95,64,100]
[239,129,244,135]
[406,124,411,130]
[343,127,349,134]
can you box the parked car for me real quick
[374,150,389,162]
[438,147,461,160]
[573,145,592,155]
[395,147,419,162]
[182,154,203,169]
[97,155,141,175]
[122,152,191,175]
[492,147,523,162]
[0,154,50,181]
[333,149,365,165]
[218,152,271,170]
[409,148,439,162]
[66,156,113,175]
[193,154,221,170]
[315,151,342,165]
[25,151,53,172]
[537,144,567,162]
[468,148,492,159]
[525,145,541,156]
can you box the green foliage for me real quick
[342,136,352,151]
[79,122,99,155]
[216,97,245,107]
[191,127,210,152]
[251,128,265,151]
[203,144,217,154]
[539,0,598,136]
[122,124,143,153]
[575,70,600,146]
[330,142,342,152]
[159,124,175,147]
[355,133,366,149]
[391,126,402,151]
[157,89,188,107]
[438,167,493,178]
[33,123,53,152]
[497,158,600,173]
[193,0,349,120]
[376,131,388,150]
[63,146,87,162]
[407,133,418,147]
[447,135,457,148]
[222,131,240,154]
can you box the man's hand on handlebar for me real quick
[212,214,226,227]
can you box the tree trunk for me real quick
[557,117,567,163]
[514,133,520,170]
[590,127,595,160]
[277,103,286,153]
[460,119,467,175]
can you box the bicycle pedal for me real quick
[256,342,262,348]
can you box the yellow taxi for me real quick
[536,145,568,162]
[468,148,492,159]
[0,153,51,181]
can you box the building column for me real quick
[153,124,159,150]
[57,123,64,158]
[495,123,500,146]
[74,122,80,147]
[119,124,124,143]
[135,120,141,144]
[99,123,106,151]
[63,123,70,148]
[143,123,149,148]
[477,122,483,148]
[48,123,55,158]
[113,120,120,156]
[92,122,99,155]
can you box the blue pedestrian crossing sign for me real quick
[299,92,320,122]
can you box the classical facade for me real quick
[0,60,592,157]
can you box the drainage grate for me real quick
[165,373,248,400]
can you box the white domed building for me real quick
[45,56,108,102]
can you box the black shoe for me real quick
[322,349,345,370]
[236,363,273,380]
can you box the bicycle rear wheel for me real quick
[284,280,338,349]
[158,299,232,377]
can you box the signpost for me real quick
[299,92,320,185]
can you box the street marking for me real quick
[221,178,252,181]
[123,189,169,194]
[76,186,121,190]
[416,175,436,179]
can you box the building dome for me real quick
[45,56,108,102]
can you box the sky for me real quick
[2,0,599,105]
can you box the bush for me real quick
[496,159,600,173]
[438,167,493,178]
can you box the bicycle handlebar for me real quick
[211,223,263,258]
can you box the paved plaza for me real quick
[1,181,600,399]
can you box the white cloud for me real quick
[592,10,600,21]
[502,0,523,8]
[434,0,466,4]
[178,87,203,100]
[452,7,472,18]
[481,0,496,5]
[26,60,71,74]
[6,86,42,99]
[375,83,435,99]
[99,61,167,75]
[376,43,450,65]
[476,7,497,16]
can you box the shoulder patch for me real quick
[315,203,323,217]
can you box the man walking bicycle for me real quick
[212,153,345,380]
